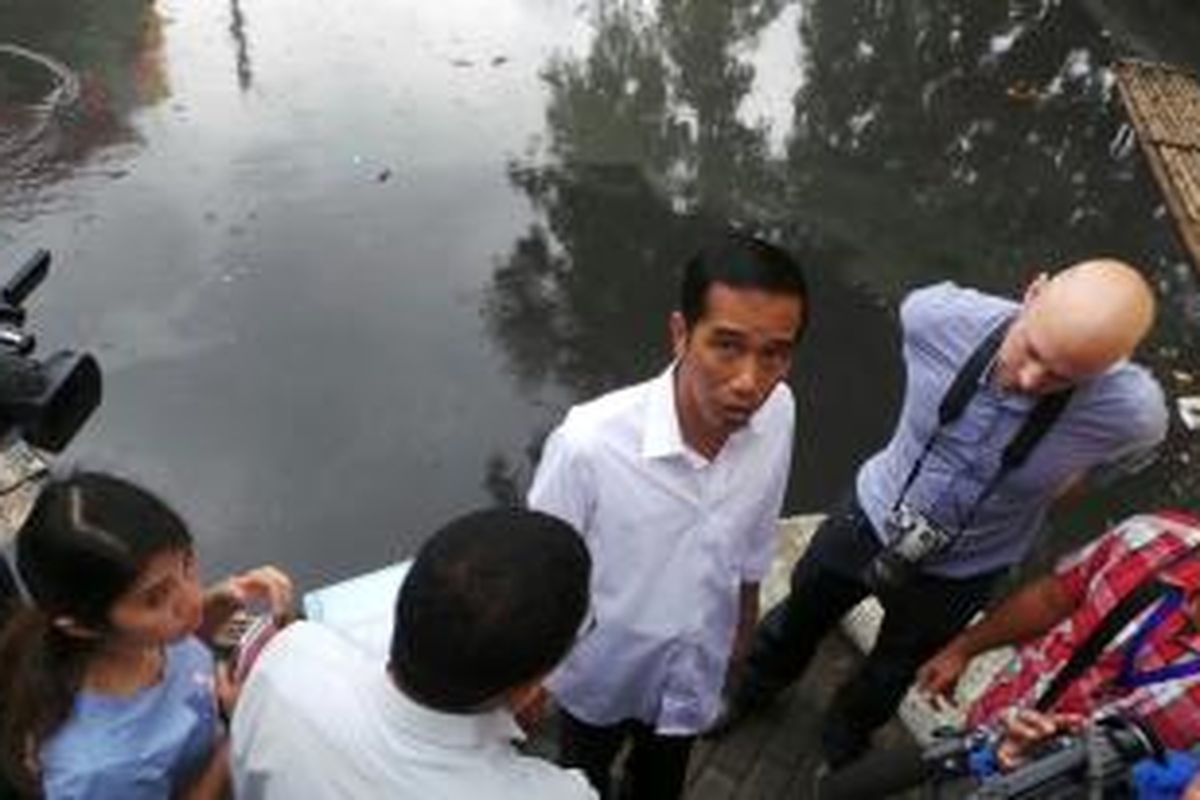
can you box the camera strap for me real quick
[1036,579,1169,711]
[1037,544,1200,711]
[892,316,1074,535]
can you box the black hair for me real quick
[680,231,809,332]
[0,471,192,791]
[390,508,590,712]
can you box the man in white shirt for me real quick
[231,508,598,800]
[528,232,808,800]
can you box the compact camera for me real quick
[212,610,280,683]
[862,503,955,590]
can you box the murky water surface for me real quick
[2,0,1199,585]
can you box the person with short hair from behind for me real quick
[231,508,598,799]
[528,232,808,799]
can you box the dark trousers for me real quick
[558,710,695,800]
[740,493,1001,768]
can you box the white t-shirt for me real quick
[529,365,795,734]
[231,622,597,800]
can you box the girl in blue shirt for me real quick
[0,471,292,799]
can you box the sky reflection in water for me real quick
[1,0,1199,585]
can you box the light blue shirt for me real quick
[856,282,1168,578]
[41,636,219,800]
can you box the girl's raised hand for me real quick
[201,566,295,639]
[222,566,295,619]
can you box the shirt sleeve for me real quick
[897,282,957,348]
[527,413,594,538]
[740,389,795,582]
[1085,376,1169,487]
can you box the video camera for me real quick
[0,249,102,609]
[818,713,1162,799]
[0,249,100,452]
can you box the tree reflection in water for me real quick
[486,0,1200,540]
[0,0,166,210]
[484,0,902,510]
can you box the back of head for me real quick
[390,508,590,712]
[0,471,191,790]
[680,231,809,331]
[1027,259,1156,376]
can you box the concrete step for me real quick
[766,516,1015,744]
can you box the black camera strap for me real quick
[1036,543,1200,712]
[1035,580,1168,713]
[891,316,1074,535]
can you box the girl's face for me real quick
[107,548,204,646]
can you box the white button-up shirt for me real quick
[232,622,597,800]
[529,365,794,734]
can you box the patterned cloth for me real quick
[968,512,1200,749]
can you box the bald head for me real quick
[996,259,1156,394]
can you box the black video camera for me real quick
[818,713,1162,799]
[0,249,100,451]
[0,249,101,616]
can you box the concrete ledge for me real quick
[764,516,1015,744]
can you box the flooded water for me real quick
[2,0,1200,586]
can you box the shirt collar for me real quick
[381,672,525,750]
[640,362,764,463]
[642,364,687,460]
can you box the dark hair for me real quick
[680,232,809,331]
[0,472,192,791]
[390,508,591,712]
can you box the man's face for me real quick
[995,271,1138,396]
[672,282,803,439]
[994,314,1080,396]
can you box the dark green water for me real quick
[2,0,1199,585]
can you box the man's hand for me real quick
[995,709,1085,770]
[725,582,759,694]
[917,640,971,707]
[725,635,752,695]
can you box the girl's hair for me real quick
[0,471,192,792]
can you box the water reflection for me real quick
[229,0,254,91]
[489,0,1200,539]
[486,0,903,509]
[0,0,1197,586]
[783,0,1200,547]
[0,0,166,214]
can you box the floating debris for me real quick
[1177,396,1200,430]
[0,43,81,168]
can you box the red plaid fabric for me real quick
[967,511,1200,748]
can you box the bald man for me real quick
[718,262,1168,769]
